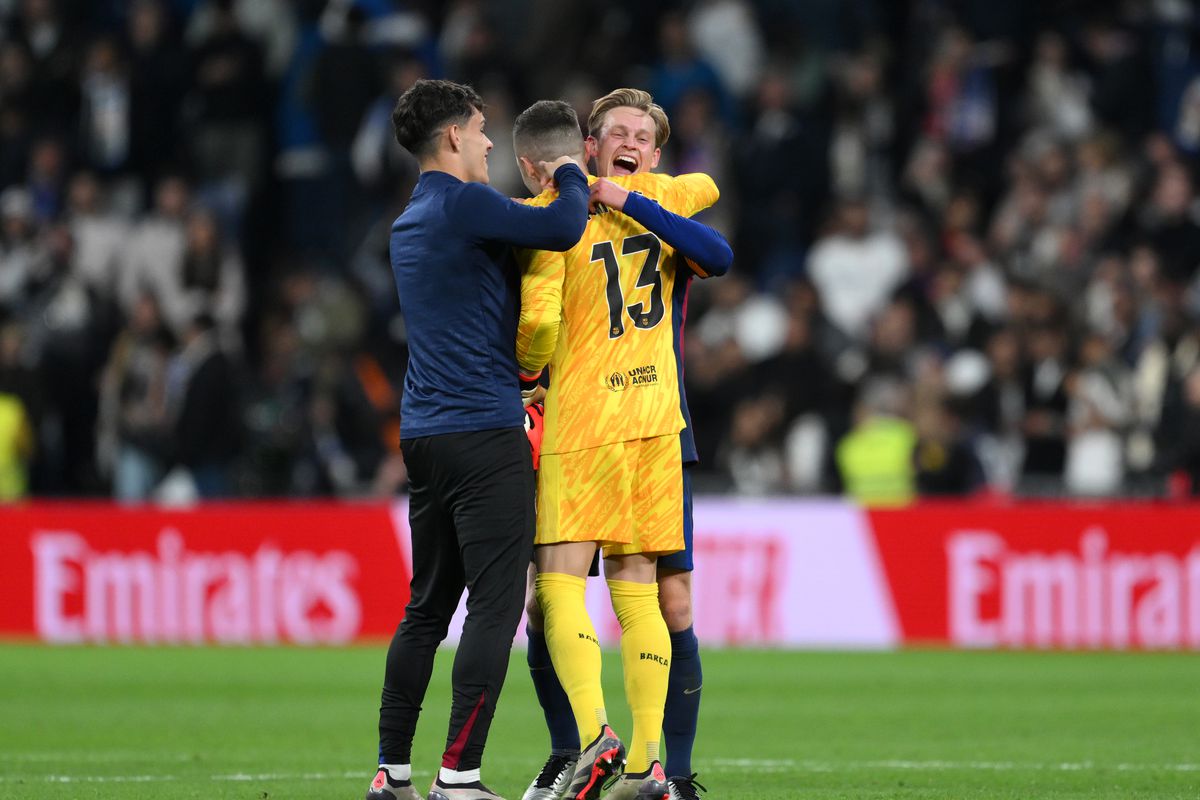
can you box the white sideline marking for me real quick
[3,760,1197,784]
[0,752,198,763]
[42,776,164,784]
[713,758,1200,773]
[212,771,364,781]
[0,768,434,785]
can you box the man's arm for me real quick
[515,248,567,379]
[592,176,732,277]
[454,164,589,252]
[622,192,732,277]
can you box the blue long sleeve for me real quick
[452,163,588,251]
[389,166,587,440]
[622,191,733,277]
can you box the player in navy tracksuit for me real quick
[365,80,588,800]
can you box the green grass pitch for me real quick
[1,644,1197,799]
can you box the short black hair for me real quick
[391,79,484,159]
[513,100,585,163]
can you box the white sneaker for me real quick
[522,753,580,800]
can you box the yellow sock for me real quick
[535,572,607,747]
[608,579,669,773]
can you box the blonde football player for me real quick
[511,91,731,800]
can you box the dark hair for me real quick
[391,79,483,159]
[513,100,585,163]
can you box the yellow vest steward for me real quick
[836,416,918,507]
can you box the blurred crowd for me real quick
[1,0,1200,503]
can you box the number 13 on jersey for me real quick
[591,233,666,339]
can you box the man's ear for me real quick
[446,123,462,153]
[650,147,661,170]
[584,136,599,159]
[518,155,538,182]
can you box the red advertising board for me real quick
[0,503,409,644]
[3,500,1199,649]
[869,504,1200,649]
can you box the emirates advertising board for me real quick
[2,500,1198,649]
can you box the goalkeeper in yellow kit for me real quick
[510,90,731,800]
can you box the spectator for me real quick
[0,41,36,188]
[1154,366,1200,496]
[0,321,43,447]
[183,0,267,222]
[732,67,828,286]
[1139,162,1200,285]
[914,398,984,497]
[923,27,998,158]
[0,187,44,314]
[0,321,40,497]
[307,4,382,256]
[965,327,1026,489]
[126,0,188,187]
[720,393,786,495]
[438,0,512,91]
[1020,323,1070,491]
[661,90,733,234]
[25,136,70,223]
[10,0,81,132]
[1065,330,1133,496]
[351,55,422,196]
[829,50,893,200]
[0,40,36,124]
[1027,31,1092,142]
[118,173,189,328]
[167,313,240,497]
[23,222,117,493]
[865,297,922,380]
[1083,19,1155,144]
[761,307,833,493]
[238,314,310,496]
[97,292,173,501]
[177,207,245,351]
[834,378,917,506]
[293,350,392,498]
[309,5,380,152]
[64,171,128,297]
[807,197,909,341]
[687,0,764,101]
[186,0,297,79]
[648,11,735,126]
[78,36,133,178]
[758,305,832,430]
[0,384,34,501]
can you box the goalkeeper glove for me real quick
[524,402,545,470]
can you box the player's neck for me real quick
[419,152,474,184]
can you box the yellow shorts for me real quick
[536,434,683,557]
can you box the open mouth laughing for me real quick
[612,154,638,175]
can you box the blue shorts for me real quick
[656,466,694,572]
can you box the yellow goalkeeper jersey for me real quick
[516,171,718,455]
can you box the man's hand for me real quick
[589,178,630,213]
[522,383,547,407]
[537,155,585,185]
[520,370,546,407]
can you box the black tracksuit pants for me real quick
[378,426,535,771]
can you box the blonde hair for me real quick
[587,88,670,149]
